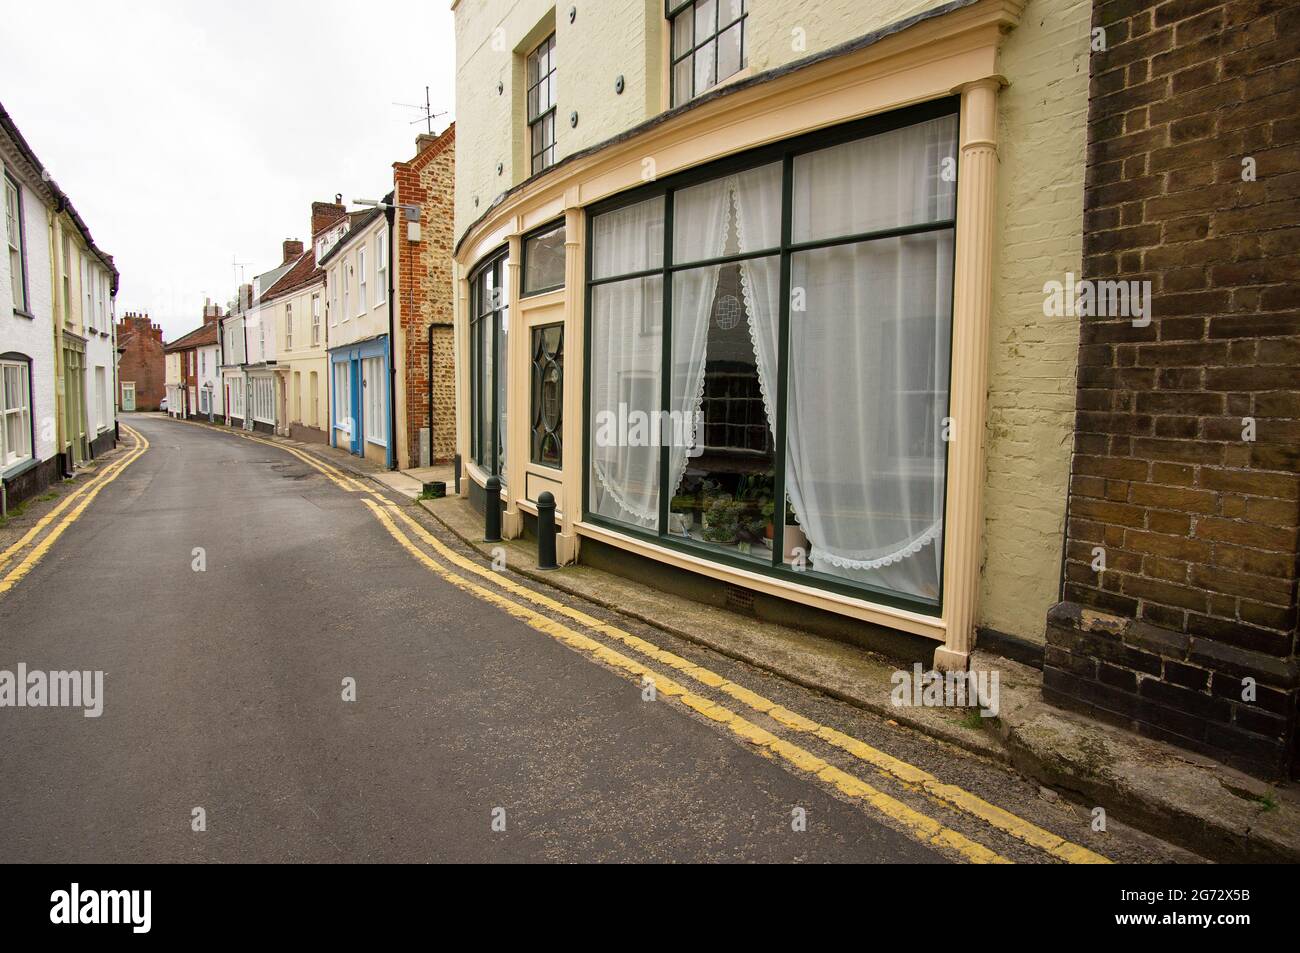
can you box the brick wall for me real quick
[395,124,457,467]
[1047,0,1299,778]
[116,312,165,410]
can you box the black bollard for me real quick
[536,491,558,570]
[484,475,502,542]
[453,454,462,495]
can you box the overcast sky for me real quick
[0,0,456,342]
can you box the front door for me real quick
[122,382,136,412]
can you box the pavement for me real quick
[0,413,1201,862]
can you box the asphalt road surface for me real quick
[0,413,946,862]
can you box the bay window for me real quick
[585,105,958,609]
[469,250,509,479]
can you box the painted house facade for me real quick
[2,100,118,507]
[322,205,394,467]
[450,0,1089,675]
[164,301,223,420]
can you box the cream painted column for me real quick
[936,77,1002,673]
[454,269,472,498]
[501,232,526,538]
[557,200,585,565]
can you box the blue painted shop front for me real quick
[328,335,393,469]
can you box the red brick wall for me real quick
[116,313,165,410]
[1048,0,1299,779]
[394,124,457,467]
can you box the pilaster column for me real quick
[501,234,525,538]
[454,271,470,497]
[936,77,1001,672]
[557,204,585,565]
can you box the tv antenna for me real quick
[393,86,447,133]
[231,254,252,286]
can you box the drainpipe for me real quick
[386,202,397,471]
[427,322,435,467]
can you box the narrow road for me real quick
[0,413,946,862]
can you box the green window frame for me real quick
[668,0,747,108]
[582,98,960,616]
[469,248,510,479]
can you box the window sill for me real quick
[1,456,37,481]
[574,519,946,641]
[12,308,35,320]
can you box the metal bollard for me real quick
[536,491,558,570]
[453,454,462,495]
[484,475,502,542]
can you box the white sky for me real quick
[0,0,456,342]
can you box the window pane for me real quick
[591,196,664,279]
[785,230,954,600]
[694,38,716,94]
[792,113,958,244]
[695,0,716,38]
[530,324,563,466]
[672,56,693,107]
[720,0,744,28]
[523,223,566,293]
[672,8,693,58]
[717,21,742,81]
[668,259,775,565]
[589,275,662,529]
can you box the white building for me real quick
[2,99,118,507]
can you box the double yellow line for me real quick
[160,415,1113,864]
[0,424,150,596]
[364,498,1111,865]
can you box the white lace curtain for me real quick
[590,114,957,601]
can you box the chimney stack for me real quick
[311,198,348,237]
[238,283,253,312]
[282,238,304,264]
[202,296,222,325]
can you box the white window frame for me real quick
[83,259,94,331]
[375,232,386,305]
[5,174,28,314]
[1,358,33,469]
[285,301,294,350]
[358,246,368,316]
[334,362,352,433]
[311,294,321,346]
[61,233,72,322]
[252,375,275,424]
[363,355,387,447]
[342,261,351,320]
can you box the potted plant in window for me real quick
[702,496,743,545]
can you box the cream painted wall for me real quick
[452,0,1088,645]
[271,279,328,432]
[452,0,959,239]
[977,0,1088,643]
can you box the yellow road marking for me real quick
[157,414,1108,864]
[0,426,149,597]
[363,498,1008,865]
[381,503,1110,864]
[0,435,144,573]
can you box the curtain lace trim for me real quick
[811,520,941,570]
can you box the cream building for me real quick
[450,0,1089,669]
[261,242,329,442]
